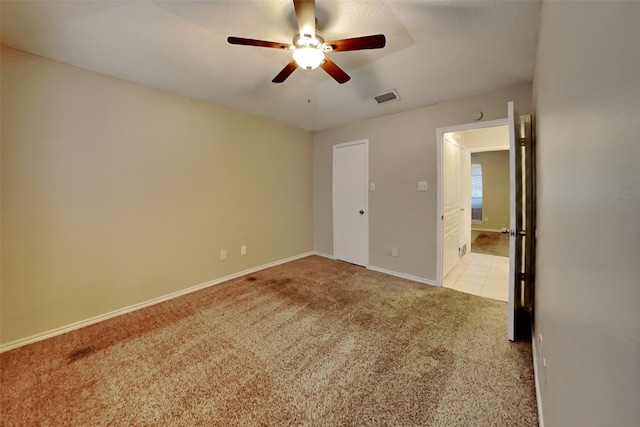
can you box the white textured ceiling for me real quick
[0,0,541,131]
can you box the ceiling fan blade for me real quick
[272,60,298,83]
[324,34,386,52]
[320,57,350,84]
[293,0,316,39]
[227,37,292,50]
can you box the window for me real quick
[471,163,483,222]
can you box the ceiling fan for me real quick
[227,0,386,84]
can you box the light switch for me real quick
[370,183,376,192]
[418,181,428,191]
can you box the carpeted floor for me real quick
[1,255,537,426]
[471,230,511,257]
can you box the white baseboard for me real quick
[1,252,439,352]
[367,265,437,287]
[312,253,437,287]
[312,251,336,260]
[0,252,315,353]
[531,327,545,427]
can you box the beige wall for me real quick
[533,1,640,426]
[471,150,510,231]
[1,47,313,345]
[313,84,532,281]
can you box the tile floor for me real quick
[444,252,509,302]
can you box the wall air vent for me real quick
[374,89,400,105]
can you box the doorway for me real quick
[440,125,511,301]
[436,119,509,287]
[437,102,533,341]
[469,149,511,258]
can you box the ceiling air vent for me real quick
[374,89,400,105]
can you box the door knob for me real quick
[501,228,526,236]
[359,210,365,215]
[501,228,515,236]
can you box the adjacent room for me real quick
[441,126,512,302]
[2,1,638,426]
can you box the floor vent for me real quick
[374,89,400,104]
[459,243,468,258]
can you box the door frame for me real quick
[332,139,369,267]
[436,118,508,286]
[460,146,471,259]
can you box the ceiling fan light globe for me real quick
[293,47,324,70]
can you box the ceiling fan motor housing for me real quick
[293,32,324,49]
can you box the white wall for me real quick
[533,1,640,426]
[313,85,532,281]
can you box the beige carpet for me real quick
[1,255,537,426]
[471,230,511,257]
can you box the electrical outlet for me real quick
[386,246,393,256]
[391,247,398,257]
[220,250,227,261]
[241,245,247,255]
